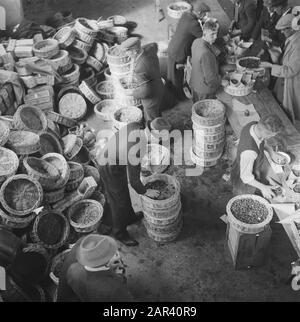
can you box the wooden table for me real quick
[217,87,300,158]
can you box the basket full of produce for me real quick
[236,56,265,76]
[167,1,192,19]
[226,194,273,234]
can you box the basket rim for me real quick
[23,156,61,180]
[0,174,43,217]
[33,39,59,52]
[0,147,19,176]
[39,131,63,155]
[226,194,273,229]
[0,208,36,224]
[50,248,71,284]
[32,210,70,249]
[68,199,103,228]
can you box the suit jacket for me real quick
[57,237,133,302]
[167,11,202,63]
[236,0,256,40]
[190,38,221,95]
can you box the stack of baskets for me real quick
[190,100,226,168]
[141,174,182,243]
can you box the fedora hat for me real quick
[76,234,118,268]
[275,13,294,29]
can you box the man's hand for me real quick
[260,61,273,68]
[145,189,160,199]
[260,185,276,199]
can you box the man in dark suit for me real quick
[229,0,257,40]
[190,19,221,102]
[167,1,211,100]
[57,234,133,302]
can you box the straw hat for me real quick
[275,13,294,30]
[76,234,118,268]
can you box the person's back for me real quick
[168,11,202,62]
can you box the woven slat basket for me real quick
[223,82,254,97]
[53,26,76,49]
[95,81,115,100]
[70,146,91,166]
[13,105,48,134]
[61,64,80,84]
[43,186,65,204]
[97,18,114,29]
[105,27,128,44]
[0,209,36,229]
[107,45,130,65]
[23,156,61,190]
[69,47,88,65]
[92,42,108,63]
[6,131,41,155]
[65,173,84,192]
[192,100,225,127]
[74,29,96,45]
[80,67,96,87]
[189,147,222,168]
[226,194,273,234]
[167,1,192,19]
[46,50,70,71]
[0,174,43,217]
[68,162,84,181]
[63,135,83,160]
[33,39,59,59]
[68,199,103,233]
[57,85,80,102]
[59,93,87,121]
[32,210,70,249]
[39,131,63,156]
[83,165,101,185]
[94,99,121,122]
[108,15,127,25]
[113,106,143,130]
[0,147,19,185]
[46,111,77,128]
[41,153,70,191]
[86,55,103,72]
[0,121,10,147]
[73,39,93,53]
[79,81,101,104]
[75,18,98,37]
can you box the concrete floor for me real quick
[24,0,300,301]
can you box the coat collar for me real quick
[284,31,300,55]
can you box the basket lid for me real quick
[7,131,40,155]
[0,147,19,176]
[59,93,87,120]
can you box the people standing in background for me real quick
[261,13,300,124]
[167,1,211,100]
[120,37,164,123]
[190,19,221,102]
[229,0,257,40]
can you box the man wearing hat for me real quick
[167,1,211,100]
[96,122,160,246]
[120,37,164,122]
[261,13,300,123]
[57,234,133,302]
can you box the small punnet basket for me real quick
[192,99,225,126]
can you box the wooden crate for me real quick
[226,222,272,270]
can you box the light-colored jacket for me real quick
[272,31,300,123]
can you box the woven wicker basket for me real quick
[167,1,192,19]
[107,45,131,65]
[109,60,132,75]
[69,47,88,65]
[86,55,103,72]
[0,120,10,146]
[223,82,254,97]
[83,165,101,184]
[33,39,59,59]
[236,56,265,76]
[46,50,70,71]
[61,64,80,84]
[59,93,87,121]
[68,199,103,233]
[46,111,77,128]
[57,85,80,102]
[39,131,63,156]
[41,153,70,191]
[32,210,70,249]
[6,131,41,155]
[94,99,121,122]
[68,161,84,181]
[75,29,96,45]
[43,186,65,204]
[80,67,96,87]
[13,105,48,134]
[49,249,71,285]
[192,100,225,127]
[75,18,98,37]
[53,27,76,49]
[105,27,128,44]
[0,209,36,229]
[0,174,43,216]
[65,173,84,192]
[95,81,115,100]
[70,146,91,165]
[190,147,222,168]
[226,194,273,234]
[108,15,127,25]
[92,42,108,63]
[63,135,83,160]
[0,147,19,185]
[23,156,61,189]
[97,18,114,29]
[79,81,101,104]
[73,39,93,53]
[113,106,143,130]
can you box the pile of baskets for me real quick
[141,174,182,243]
[190,100,226,168]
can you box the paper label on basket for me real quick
[0,267,5,291]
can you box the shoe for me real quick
[117,232,139,247]
[128,212,144,225]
